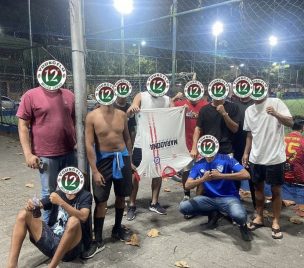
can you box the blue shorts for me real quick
[30,222,82,262]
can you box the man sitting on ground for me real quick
[7,186,92,268]
[179,147,252,241]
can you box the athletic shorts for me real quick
[249,162,285,186]
[30,221,82,262]
[93,156,132,203]
[132,147,142,168]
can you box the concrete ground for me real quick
[0,134,304,268]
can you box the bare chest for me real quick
[94,113,125,136]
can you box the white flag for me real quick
[137,107,192,179]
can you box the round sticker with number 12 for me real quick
[57,167,85,195]
[184,80,204,101]
[95,83,117,105]
[36,60,67,91]
[114,79,132,98]
[232,76,253,98]
[251,79,268,100]
[146,73,170,97]
[197,135,219,158]
[208,79,229,100]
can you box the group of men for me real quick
[7,79,303,266]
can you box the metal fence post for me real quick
[28,0,35,87]
[69,0,87,175]
[171,0,177,92]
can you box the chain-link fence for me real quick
[1,0,304,127]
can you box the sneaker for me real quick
[182,195,190,202]
[239,224,253,241]
[112,225,132,242]
[206,211,223,229]
[126,206,136,221]
[81,241,105,259]
[184,214,195,220]
[149,202,167,215]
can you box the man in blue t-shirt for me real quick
[179,153,252,241]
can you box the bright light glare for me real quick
[240,63,245,67]
[113,0,133,15]
[269,35,278,46]
[272,62,277,66]
[212,21,223,37]
[141,40,146,46]
[230,65,234,68]
[281,60,286,64]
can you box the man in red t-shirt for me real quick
[284,116,304,184]
[172,92,208,204]
[17,86,76,222]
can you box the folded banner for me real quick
[137,107,192,179]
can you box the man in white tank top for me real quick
[126,91,172,220]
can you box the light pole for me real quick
[281,60,286,85]
[114,0,133,77]
[212,21,223,79]
[230,65,239,78]
[138,40,146,91]
[28,0,35,87]
[268,35,278,83]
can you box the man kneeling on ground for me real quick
[7,188,92,268]
[179,152,252,241]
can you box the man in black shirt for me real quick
[231,96,254,162]
[7,189,92,268]
[231,96,256,207]
[191,99,241,158]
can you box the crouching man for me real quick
[179,135,252,241]
[7,168,92,268]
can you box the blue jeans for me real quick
[179,195,247,225]
[39,151,77,222]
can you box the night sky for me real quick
[1,0,304,63]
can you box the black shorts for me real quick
[132,147,142,168]
[249,162,285,186]
[93,156,132,203]
[30,221,82,262]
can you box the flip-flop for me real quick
[247,220,265,231]
[272,227,283,239]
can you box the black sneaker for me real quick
[126,206,136,221]
[239,224,253,241]
[81,241,105,259]
[149,202,167,215]
[111,225,132,242]
[206,211,223,229]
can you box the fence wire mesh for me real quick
[1,0,304,126]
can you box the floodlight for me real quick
[269,35,278,47]
[212,21,223,37]
[114,0,133,15]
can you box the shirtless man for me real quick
[82,104,133,258]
